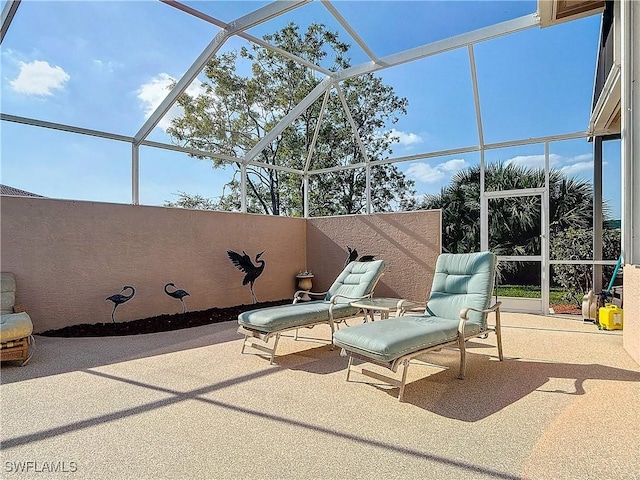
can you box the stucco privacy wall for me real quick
[623,265,640,364]
[0,197,306,332]
[307,211,442,302]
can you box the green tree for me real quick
[164,191,217,210]
[167,23,415,216]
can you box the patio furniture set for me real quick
[238,251,503,401]
[0,252,502,401]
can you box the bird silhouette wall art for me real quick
[164,283,190,313]
[105,285,135,323]
[344,246,376,267]
[227,249,266,303]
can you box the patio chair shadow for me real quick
[355,348,640,420]
[0,320,242,384]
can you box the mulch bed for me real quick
[550,304,581,315]
[40,300,585,337]
[40,299,291,337]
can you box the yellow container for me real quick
[598,304,623,330]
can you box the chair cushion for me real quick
[238,301,358,333]
[0,312,33,343]
[326,260,385,303]
[1,272,16,315]
[426,252,496,329]
[333,316,482,364]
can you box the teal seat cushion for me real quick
[238,260,385,334]
[325,260,385,303]
[238,301,358,333]
[333,315,482,364]
[427,252,496,329]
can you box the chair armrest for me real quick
[293,290,328,303]
[397,299,426,316]
[329,293,373,305]
[458,302,502,334]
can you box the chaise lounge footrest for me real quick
[333,252,503,402]
[238,260,385,364]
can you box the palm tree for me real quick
[411,162,595,283]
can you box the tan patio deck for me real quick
[1,312,638,480]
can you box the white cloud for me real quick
[406,163,444,183]
[390,129,423,146]
[439,158,467,172]
[560,161,593,176]
[137,73,205,131]
[10,60,70,96]
[573,153,593,163]
[505,152,594,178]
[406,158,468,184]
[504,153,563,169]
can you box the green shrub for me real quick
[550,227,621,306]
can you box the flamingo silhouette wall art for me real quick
[227,249,265,303]
[105,285,135,323]
[164,283,190,313]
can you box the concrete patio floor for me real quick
[1,312,639,479]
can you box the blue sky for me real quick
[0,0,621,218]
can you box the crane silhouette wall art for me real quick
[227,249,266,303]
[344,246,376,267]
[105,285,135,323]
[164,283,190,313]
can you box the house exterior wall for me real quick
[306,211,442,302]
[623,265,640,364]
[0,197,306,332]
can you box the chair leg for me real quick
[241,335,248,354]
[398,359,410,401]
[21,336,34,366]
[346,355,353,382]
[328,319,336,350]
[495,308,504,361]
[457,335,467,380]
[269,334,281,365]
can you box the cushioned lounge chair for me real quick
[238,260,385,364]
[1,272,34,366]
[333,252,502,401]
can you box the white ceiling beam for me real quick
[1,113,134,143]
[161,0,332,76]
[243,78,333,164]
[369,145,481,167]
[0,0,20,44]
[133,30,229,145]
[309,162,366,175]
[134,0,310,145]
[320,0,379,62]
[468,45,485,148]
[304,89,331,173]
[141,140,239,164]
[335,83,370,163]
[484,131,587,150]
[248,161,304,175]
[332,14,539,82]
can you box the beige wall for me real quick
[0,197,442,333]
[623,265,640,364]
[0,197,306,332]
[307,211,442,301]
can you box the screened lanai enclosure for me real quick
[1,1,639,358]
